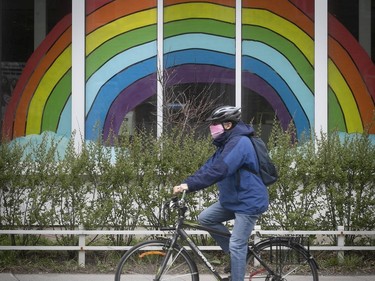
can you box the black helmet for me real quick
[206,106,241,123]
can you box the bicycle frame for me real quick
[115,191,318,281]
[156,193,277,281]
[182,221,277,280]
[157,215,225,280]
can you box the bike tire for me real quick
[115,239,199,281]
[246,237,319,281]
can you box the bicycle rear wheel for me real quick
[115,239,199,281]
[246,237,319,281]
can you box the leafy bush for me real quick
[0,125,374,249]
[314,132,375,245]
[260,124,323,230]
[260,126,375,235]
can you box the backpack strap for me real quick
[236,165,260,186]
[235,134,260,186]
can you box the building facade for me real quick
[1,0,374,144]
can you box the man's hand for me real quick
[173,183,188,194]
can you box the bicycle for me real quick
[115,191,319,280]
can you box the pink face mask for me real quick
[209,124,224,139]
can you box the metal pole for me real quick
[235,0,242,108]
[71,0,86,151]
[314,0,328,137]
[157,0,164,138]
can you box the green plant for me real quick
[1,123,374,251]
[0,140,29,230]
[261,123,322,230]
[315,132,375,244]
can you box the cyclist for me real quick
[173,105,269,281]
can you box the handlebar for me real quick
[160,190,188,229]
[174,190,188,218]
[166,190,187,210]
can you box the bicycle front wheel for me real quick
[246,237,319,281]
[115,239,199,281]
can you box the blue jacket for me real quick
[184,121,269,215]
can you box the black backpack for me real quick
[242,135,278,186]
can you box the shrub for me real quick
[0,125,374,248]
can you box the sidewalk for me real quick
[1,273,375,281]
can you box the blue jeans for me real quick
[198,201,259,281]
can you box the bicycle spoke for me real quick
[247,238,319,281]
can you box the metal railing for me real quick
[1,226,374,267]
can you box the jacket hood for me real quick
[213,121,254,147]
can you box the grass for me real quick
[313,251,375,275]
[1,250,375,275]
[0,251,120,274]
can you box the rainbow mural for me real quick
[2,0,375,141]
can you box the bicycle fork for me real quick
[153,236,180,281]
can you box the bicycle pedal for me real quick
[221,277,231,281]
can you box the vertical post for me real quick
[72,0,86,152]
[337,225,345,262]
[0,1,2,67]
[34,0,46,50]
[359,0,371,57]
[314,0,328,137]
[235,0,242,108]
[157,0,164,138]
[253,225,261,266]
[78,225,86,267]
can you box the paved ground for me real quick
[1,273,374,281]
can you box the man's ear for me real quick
[223,122,232,130]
